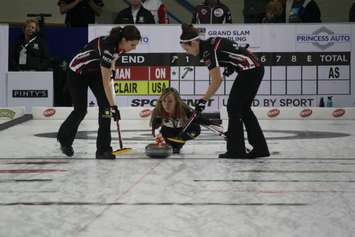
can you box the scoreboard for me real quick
[89,24,355,109]
[112,51,350,106]
[239,52,350,96]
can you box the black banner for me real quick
[115,52,351,66]
[12,90,48,98]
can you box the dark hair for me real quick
[205,0,220,4]
[109,25,141,43]
[180,24,199,44]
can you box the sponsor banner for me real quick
[332,108,346,118]
[0,109,16,119]
[128,96,159,107]
[201,25,262,50]
[90,24,352,54]
[299,108,313,118]
[0,25,8,107]
[31,106,355,120]
[128,95,219,112]
[218,95,318,108]
[33,107,81,120]
[253,96,318,107]
[32,107,153,120]
[42,108,56,118]
[295,24,352,51]
[139,108,152,118]
[88,95,219,111]
[7,72,54,113]
[12,90,48,98]
[89,25,183,53]
[92,94,348,113]
[220,107,355,120]
[267,108,281,118]
[0,107,25,121]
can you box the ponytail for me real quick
[109,26,123,42]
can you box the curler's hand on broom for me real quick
[166,99,207,144]
[194,98,207,114]
[110,105,121,122]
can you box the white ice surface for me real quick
[0,119,354,237]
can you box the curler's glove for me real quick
[194,99,207,113]
[151,117,162,137]
[155,133,166,145]
[110,105,121,121]
[223,66,235,77]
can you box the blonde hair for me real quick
[150,87,191,127]
[24,19,39,32]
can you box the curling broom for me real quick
[112,119,132,155]
[167,111,199,144]
[110,77,132,155]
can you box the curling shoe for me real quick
[60,145,74,157]
[218,152,248,159]
[96,150,116,159]
[172,147,181,154]
[246,149,270,158]
[57,139,74,157]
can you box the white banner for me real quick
[7,72,53,113]
[0,107,25,122]
[0,24,9,107]
[88,24,355,111]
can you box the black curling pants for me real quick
[57,70,112,153]
[226,66,269,155]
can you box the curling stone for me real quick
[145,143,172,158]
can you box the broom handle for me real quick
[180,111,198,135]
[116,119,123,149]
[110,76,124,149]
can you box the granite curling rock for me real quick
[145,143,172,158]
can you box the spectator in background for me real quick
[288,0,321,22]
[285,0,292,22]
[115,0,155,24]
[243,0,269,23]
[57,0,104,27]
[192,0,232,24]
[350,2,355,22]
[10,19,50,71]
[262,0,285,23]
[143,0,169,24]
